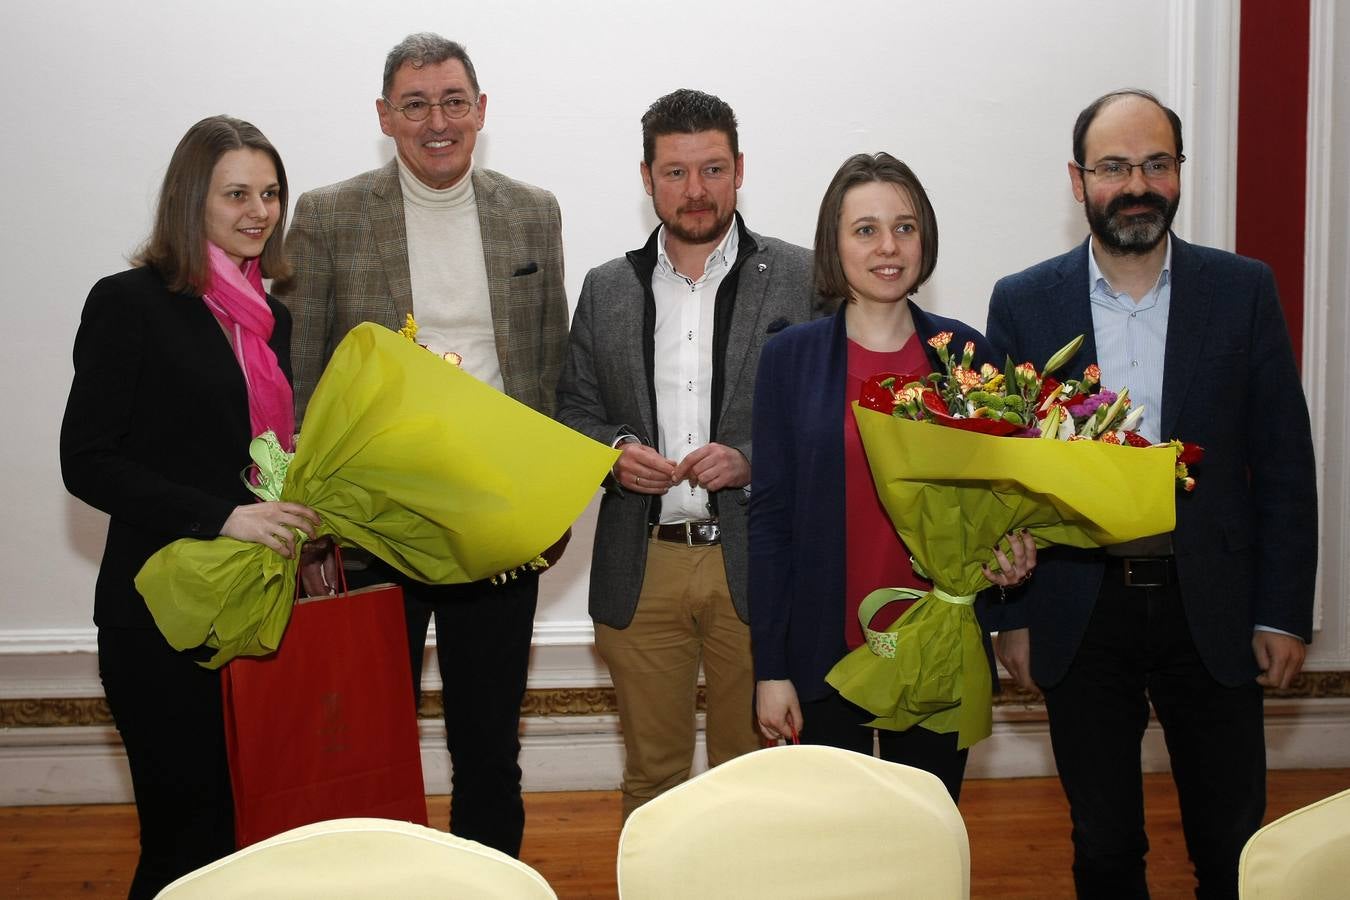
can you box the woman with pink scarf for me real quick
[60,116,319,898]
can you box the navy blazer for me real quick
[986,236,1317,688]
[61,266,293,631]
[748,300,1004,701]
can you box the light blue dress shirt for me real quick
[1087,238,1291,638]
[1087,238,1171,444]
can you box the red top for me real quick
[843,335,932,650]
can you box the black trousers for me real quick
[357,560,539,858]
[799,688,969,802]
[1043,572,1265,900]
[98,627,235,899]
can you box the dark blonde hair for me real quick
[136,115,290,295]
[813,152,939,310]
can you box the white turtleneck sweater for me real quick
[397,158,503,391]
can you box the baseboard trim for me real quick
[4,699,1347,806]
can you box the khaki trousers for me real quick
[594,537,761,819]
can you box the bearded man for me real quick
[555,88,817,819]
[985,88,1317,899]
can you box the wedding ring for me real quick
[635,475,642,486]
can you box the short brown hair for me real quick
[641,89,738,167]
[813,152,939,310]
[1073,88,1182,165]
[136,115,291,295]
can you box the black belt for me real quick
[1112,556,1178,588]
[652,521,721,546]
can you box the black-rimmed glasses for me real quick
[1073,154,1185,182]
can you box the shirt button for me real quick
[1131,360,1139,367]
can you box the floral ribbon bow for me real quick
[243,430,291,502]
[859,586,976,658]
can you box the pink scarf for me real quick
[202,243,296,452]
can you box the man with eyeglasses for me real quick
[276,32,568,858]
[986,88,1316,898]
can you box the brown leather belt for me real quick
[1115,557,1178,588]
[652,521,721,546]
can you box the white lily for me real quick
[1120,404,1146,434]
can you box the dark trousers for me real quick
[98,628,236,900]
[799,688,969,802]
[1043,573,1265,900]
[358,560,539,858]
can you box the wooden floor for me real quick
[2,769,1347,898]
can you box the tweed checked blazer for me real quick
[986,235,1317,688]
[556,217,818,629]
[278,160,568,421]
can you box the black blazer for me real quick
[986,236,1317,688]
[61,266,293,631]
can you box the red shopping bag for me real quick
[222,582,429,847]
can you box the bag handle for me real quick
[294,540,349,601]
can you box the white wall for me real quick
[1,0,1344,693]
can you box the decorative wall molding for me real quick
[1301,0,1329,637]
[1167,0,1240,250]
[6,700,1348,807]
[0,620,614,699]
[0,629,102,700]
[5,620,1350,805]
[1164,0,1349,668]
[1301,0,1350,669]
[10,675,1350,730]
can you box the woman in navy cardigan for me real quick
[61,117,323,898]
[748,153,1034,799]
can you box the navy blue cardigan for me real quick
[747,300,1002,701]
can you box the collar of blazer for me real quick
[1049,233,1210,442]
[365,160,515,371]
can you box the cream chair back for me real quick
[617,744,969,899]
[1239,786,1350,899]
[155,817,556,899]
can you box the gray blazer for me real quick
[556,216,818,628]
[278,160,568,421]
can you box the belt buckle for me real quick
[686,521,719,546]
[1122,557,1168,588]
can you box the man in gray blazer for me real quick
[986,89,1316,898]
[276,33,568,858]
[556,89,818,818]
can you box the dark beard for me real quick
[1085,190,1179,254]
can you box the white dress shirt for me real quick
[651,223,739,524]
